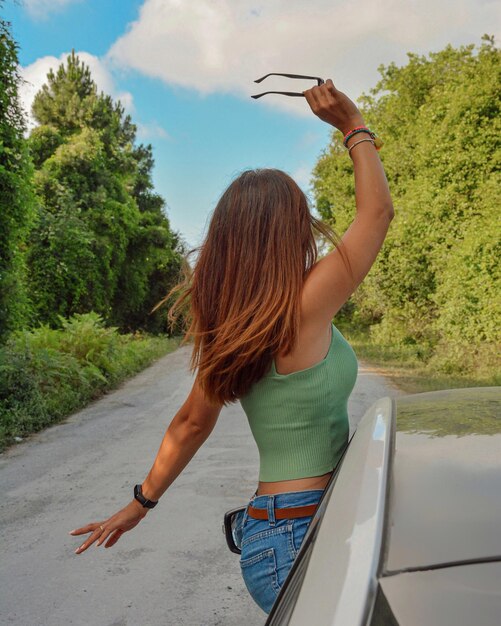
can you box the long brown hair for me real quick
[152,168,346,406]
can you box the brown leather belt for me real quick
[247,503,318,520]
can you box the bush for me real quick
[0,312,180,450]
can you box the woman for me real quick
[70,79,393,615]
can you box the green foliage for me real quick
[25,204,102,319]
[112,143,186,333]
[26,51,184,334]
[314,37,500,377]
[341,326,500,396]
[27,125,64,168]
[0,312,180,450]
[0,14,37,342]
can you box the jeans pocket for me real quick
[240,522,297,613]
[240,548,279,613]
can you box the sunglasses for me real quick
[222,505,246,554]
[251,73,324,99]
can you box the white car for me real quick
[265,387,501,626]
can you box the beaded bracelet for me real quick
[348,137,375,155]
[344,126,383,151]
[343,126,372,146]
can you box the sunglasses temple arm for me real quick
[251,91,305,99]
[254,73,324,85]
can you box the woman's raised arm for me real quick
[301,79,394,326]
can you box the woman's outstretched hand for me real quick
[69,499,148,554]
[303,78,365,135]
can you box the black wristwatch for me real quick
[134,484,158,509]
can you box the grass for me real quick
[2,312,497,451]
[340,326,500,395]
[0,312,183,452]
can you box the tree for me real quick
[113,143,185,333]
[312,38,500,374]
[0,11,36,342]
[26,51,183,333]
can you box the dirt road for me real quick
[0,344,401,625]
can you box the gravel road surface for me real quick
[0,344,401,626]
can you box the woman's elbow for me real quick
[183,408,220,440]
[387,202,395,222]
[378,199,394,222]
[371,201,394,223]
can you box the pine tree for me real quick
[27,51,183,333]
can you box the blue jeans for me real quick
[236,489,325,614]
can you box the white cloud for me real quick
[107,0,501,117]
[19,51,134,132]
[291,164,314,192]
[296,131,324,150]
[23,0,83,19]
[136,121,171,141]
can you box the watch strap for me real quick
[134,484,158,509]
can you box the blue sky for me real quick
[3,0,499,249]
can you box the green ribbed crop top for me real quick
[239,323,358,482]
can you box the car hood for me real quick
[378,561,501,626]
[383,387,501,573]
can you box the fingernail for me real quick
[75,548,80,554]
[69,530,75,535]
